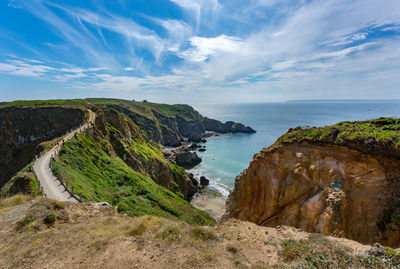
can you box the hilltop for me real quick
[1,195,399,269]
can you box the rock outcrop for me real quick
[224,119,400,247]
[0,107,85,187]
[202,118,256,134]
[175,151,202,168]
[107,103,255,147]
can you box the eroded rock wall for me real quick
[224,142,400,247]
[0,107,85,187]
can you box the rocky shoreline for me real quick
[162,132,230,220]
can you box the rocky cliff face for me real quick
[225,121,400,247]
[0,107,85,187]
[108,104,255,146]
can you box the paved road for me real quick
[33,110,96,202]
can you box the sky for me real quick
[0,0,400,104]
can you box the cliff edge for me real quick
[224,118,400,247]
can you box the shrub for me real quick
[44,212,56,224]
[16,214,35,229]
[51,201,65,210]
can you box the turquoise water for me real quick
[188,101,400,196]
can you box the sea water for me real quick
[188,101,400,196]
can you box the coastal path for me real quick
[32,109,96,202]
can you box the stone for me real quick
[367,243,386,256]
[175,152,202,168]
[200,176,209,186]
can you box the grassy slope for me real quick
[52,131,214,226]
[87,98,202,121]
[1,163,41,196]
[0,99,89,109]
[278,117,400,156]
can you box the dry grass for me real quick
[0,194,33,216]
[0,197,392,269]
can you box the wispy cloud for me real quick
[1,0,400,102]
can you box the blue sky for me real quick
[1,0,400,103]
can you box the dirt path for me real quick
[33,110,96,202]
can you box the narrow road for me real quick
[33,109,96,202]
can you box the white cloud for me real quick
[177,34,250,62]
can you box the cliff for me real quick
[224,118,400,247]
[87,98,255,146]
[0,106,86,187]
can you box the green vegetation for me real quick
[87,98,201,121]
[50,200,65,210]
[1,98,200,122]
[44,212,57,224]
[1,162,41,197]
[52,131,214,226]
[281,233,400,268]
[0,99,88,109]
[16,214,35,229]
[279,117,400,157]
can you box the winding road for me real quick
[33,109,96,202]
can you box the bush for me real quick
[51,201,65,210]
[190,227,217,241]
[44,212,56,224]
[16,214,35,229]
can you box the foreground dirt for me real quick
[0,196,393,269]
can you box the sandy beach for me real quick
[191,194,227,221]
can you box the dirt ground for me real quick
[0,196,379,269]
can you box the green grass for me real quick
[52,132,215,226]
[278,117,400,158]
[0,99,88,109]
[44,212,56,224]
[16,214,35,229]
[1,162,41,197]
[86,98,202,121]
[281,233,400,268]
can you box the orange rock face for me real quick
[223,142,400,247]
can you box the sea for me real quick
[188,100,400,197]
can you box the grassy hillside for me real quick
[0,99,89,109]
[278,117,400,158]
[51,129,214,226]
[87,98,201,121]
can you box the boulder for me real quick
[189,173,198,186]
[200,176,209,186]
[367,243,386,256]
[175,152,202,168]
